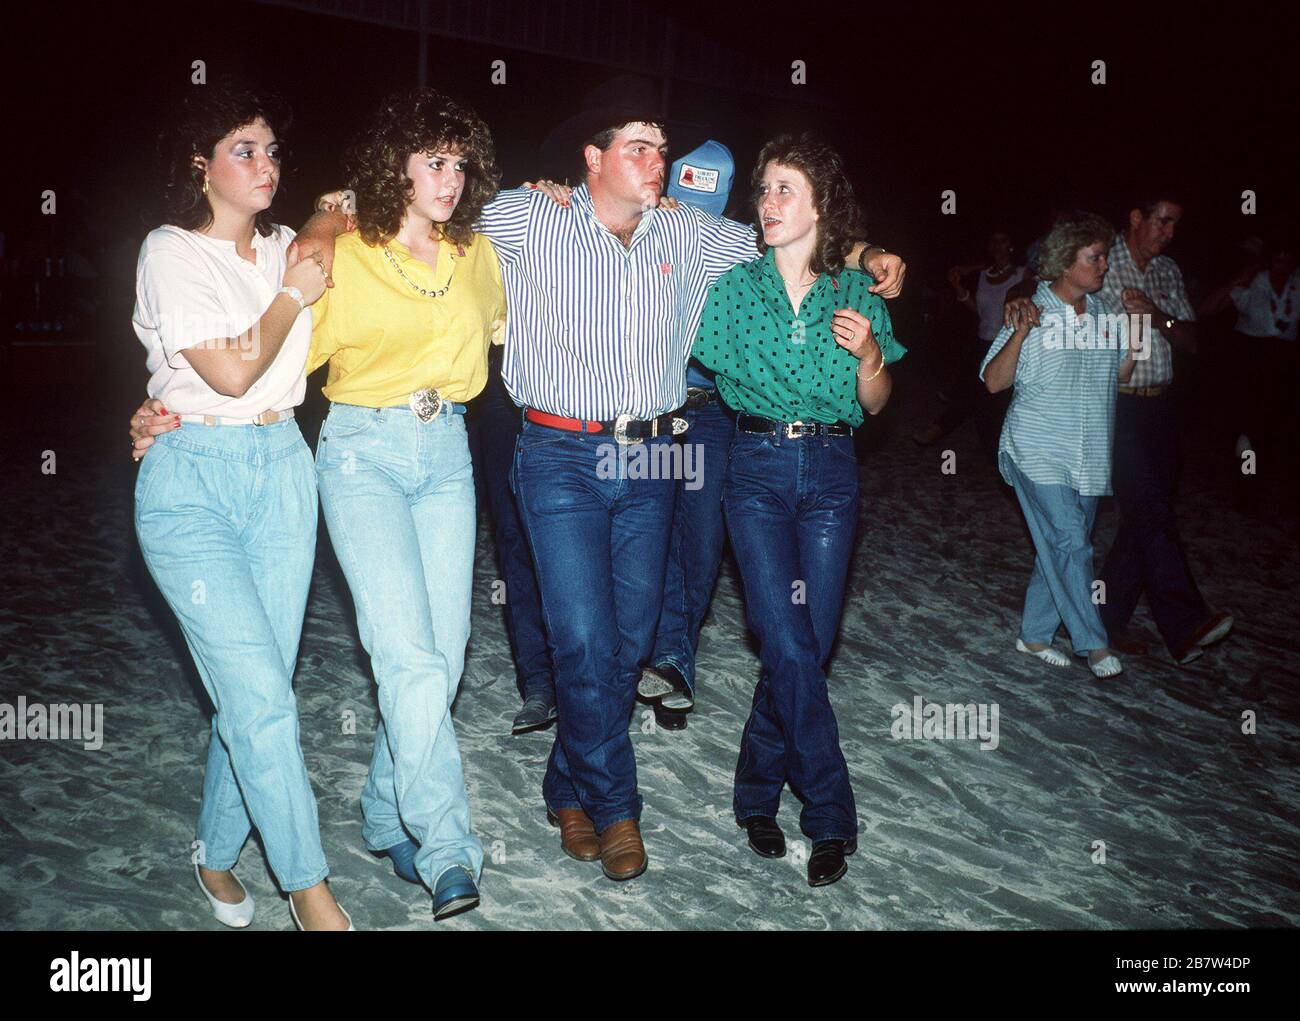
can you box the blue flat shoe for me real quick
[380,838,421,885]
[432,866,480,921]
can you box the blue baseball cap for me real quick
[667,140,734,217]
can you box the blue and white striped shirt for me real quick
[475,185,759,420]
[980,280,1129,497]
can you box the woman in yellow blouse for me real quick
[132,87,506,922]
[308,88,504,921]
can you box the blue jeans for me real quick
[723,429,859,844]
[649,388,735,695]
[511,422,676,833]
[1006,460,1109,654]
[466,348,554,702]
[134,419,328,892]
[315,403,483,886]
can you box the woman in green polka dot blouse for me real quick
[691,134,906,888]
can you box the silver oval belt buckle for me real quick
[409,388,442,423]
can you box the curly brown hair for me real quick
[346,88,500,249]
[158,84,291,238]
[751,134,865,276]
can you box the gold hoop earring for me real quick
[202,178,209,195]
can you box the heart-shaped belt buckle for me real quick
[409,388,442,423]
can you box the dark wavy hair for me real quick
[158,85,291,238]
[751,134,865,276]
[346,88,500,249]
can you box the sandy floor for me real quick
[2,376,1297,931]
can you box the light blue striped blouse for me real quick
[979,280,1129,496]
[475,185,759,421]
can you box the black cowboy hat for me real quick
[539,74,709,183]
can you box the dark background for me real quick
[2,0,1297,423]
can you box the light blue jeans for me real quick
[1007,460,1109,655]
[134,419,328,893]
[315,402,483,887]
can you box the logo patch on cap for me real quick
[677,163,719,194]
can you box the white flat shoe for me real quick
[288,893,355,931]
[1016,639,1070,668]
[194,863,255,928]
[1089,654,1123,679]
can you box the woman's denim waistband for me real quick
[154,417,306,463]
[327,401,467,426]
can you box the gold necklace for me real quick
[383,245,455,298]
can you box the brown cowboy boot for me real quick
[597,819,647,881]
[546,807,600,862]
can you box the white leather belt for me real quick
[178,408,296,427]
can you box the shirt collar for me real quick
[569,183,656,242]
[1035,278,1097,315]
[754,247,838,299]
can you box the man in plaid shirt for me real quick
[1096,194,1233,665]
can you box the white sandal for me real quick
[1089,653,1123,679]
[195,863,255,928]
[288,893,355,931]
[1016,639,1070,668]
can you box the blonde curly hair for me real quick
[1033,212,1116,281]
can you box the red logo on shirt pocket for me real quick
[660,262,672,275]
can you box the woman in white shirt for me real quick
[131,87,350,930]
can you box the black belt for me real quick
[685,386,718,410]
[737,414,852,438]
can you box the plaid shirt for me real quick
[1099,237,1195,387]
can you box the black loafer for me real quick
[739,816,786,859]
[512,692,558,734]
[807,839,855,887]
[654,704,689,731]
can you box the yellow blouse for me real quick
[307,230,506,406]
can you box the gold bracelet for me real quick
[858,351,886,383]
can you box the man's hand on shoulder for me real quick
[861,249,906,299]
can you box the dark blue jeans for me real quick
[1100,391,1208,652]
[466,350,554,703]
[649,391,735,694]
[723,428,859,844]
[511,422,676,832]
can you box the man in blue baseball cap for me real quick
[638,140,739,730]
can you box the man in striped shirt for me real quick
[1096,195,1233,665]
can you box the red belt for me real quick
[524,408,609,433]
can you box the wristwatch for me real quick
[279,285,305,310]
[857,244,886,273]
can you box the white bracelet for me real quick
[278,286,305,310]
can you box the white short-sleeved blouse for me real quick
[132,224,310,417]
